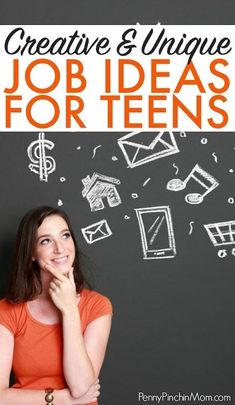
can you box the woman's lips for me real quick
[52,256,68,264]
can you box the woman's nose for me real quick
[53,240,64,253]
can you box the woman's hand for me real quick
[45,263,79,314]
[73,379,101,404]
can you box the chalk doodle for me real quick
[167,164,219,204]
[92,145,102,159]
[143,178,151,187]
[82,172,121,212]
[58,199,63,206]
[189,221,195,235]
[132,193,138,199]
[124,215,130,220]
[218,249,227,258]
[201,138,208,144]
[112,156,118,161]
[135,206,176,260]
[27,133,56,182]
[118,131,179,168]
[173,163,179,175]
[204,220,235,247]
[81,219,112,244]
[212,152,218,163]
[228,197,234,204]
[60,177,66,182]
[76,146,81,150]
[229,169,234,173]
[204,220,235,258]
[180,131,187,138]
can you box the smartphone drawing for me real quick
[135,206,176,259]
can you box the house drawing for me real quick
[82,172,122,212]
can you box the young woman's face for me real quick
[33,214,75,275]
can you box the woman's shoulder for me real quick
[80,288,113,320]
[0,298,15,311]
[81,288,112,304]
[0,298,25,335]
[0,298,24,310]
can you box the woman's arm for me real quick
[0,325,100,405]
[47,264,112,398]
[0,387,69,405]
[62,310,112,398]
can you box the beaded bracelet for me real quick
[45,388,54,405]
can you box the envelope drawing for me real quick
[118,131,179,168]
[81,219,112,244]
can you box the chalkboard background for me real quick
[0,1,235,404]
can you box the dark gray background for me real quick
[0,1,235,404]
[0,0,234,24]
[0,131,235,404]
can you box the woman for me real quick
[0,206,113,405]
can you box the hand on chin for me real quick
[43,260,72,277]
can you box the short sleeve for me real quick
[0,299,18,336]
[87,292,113,324]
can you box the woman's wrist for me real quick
[53,388,74,405]
[60,388,84,405]
[61,304,79,318]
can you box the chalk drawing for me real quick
[82,172,121,212]
[204,220,235,247]
[212,152,218,163]
[167,164,219,204]
[143,178,151,187]
[180,131,187,138]
[173,163,179,175]
[204,220,235,258]
[112,156,118,161]
[228,197,234,204]
[132,193,138,199]
[58,199,63,206]
[189,221,195,235]
[218,249,227,258]
[27,133,56,182]
[118,131,179,168]
[201,138,208,144]
[81,219,112,244]
[92,145,102,159]
[135,206,176,260]
[60,177,66,182]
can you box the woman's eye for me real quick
[62,232,71,239]
[40,238,51,245]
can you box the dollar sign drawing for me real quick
[27,133,56,182]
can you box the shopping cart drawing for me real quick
[204,220,235,258]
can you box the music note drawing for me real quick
[166,164,219,204]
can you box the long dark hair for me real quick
[6,206,91,303]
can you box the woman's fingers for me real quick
[68,267,75,283]
[49,279,61,290]
[94,381,101,395]
[44,263,65,281]
[49,281,57,290]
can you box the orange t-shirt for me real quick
[0,288,112,404]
